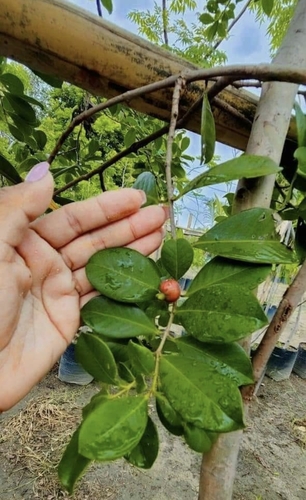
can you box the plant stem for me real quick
[151,306,176,395]
[165,77,184,238]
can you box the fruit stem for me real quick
[151,305,176,395]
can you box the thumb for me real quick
[0,162,54,248]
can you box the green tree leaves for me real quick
[85,248,161,302]
[177,284,267,343]
[79,396,148,461]
[161,238,194,279]
[194,208,296,263]
[201,93,216,164]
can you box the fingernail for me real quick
[25,162,50,182]
[138,190,147,205]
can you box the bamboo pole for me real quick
[0,0,297,160]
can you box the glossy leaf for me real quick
[183,423,214,453]
[33,129,47,150]
[4,93,36,124]
[58,427,91,494]
[294,102,306,148]
[86,248,161,302]
[159,354,244,432]
[100,0,113,14]
[81,296,158,339]
[194,208,296,264]
[0,73,24,94]
[124,128,136,148]
[177,284,267,343]
[261,0,274,16]
[161,238,194,280]
[75,333,118,384]
[178,156,281,198]
[0,153,22,184]
[33,70,63,88]
[127,340,155,376]
[79,396,148,461]
[294,147,306,178]
[176,337,254,385]
[125,417,159,469]
[156,393,184,436]
[200,93,215,164]
[188,257,271,296]
[118,362,135,383]
[8,124,24,142]
[132,171,159,206]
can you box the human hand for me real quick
[0,162,167,411]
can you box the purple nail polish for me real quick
[25,162,50,182]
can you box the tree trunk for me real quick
[198,1,306,498]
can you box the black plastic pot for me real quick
[293,342,306,379]
[266,343,298,381]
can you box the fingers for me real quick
[0,163,53,253]
[73,228,165,297]
[32,188,148,248]
[60,205,167,271]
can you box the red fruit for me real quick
[158,279,181,303]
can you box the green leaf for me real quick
[0,73,24,94]
[9,113,33,137]
[199,13,214,24]
[20,94,44,110]
[200,93,215,164]
[4,93,36,124]
[125,416,159,469]
[0,153,22,184]
[124,128,136,148]
[127,340,155,376]
[261,0,274,16]
[118,362,135,383]
[33,70,63,88]
[194,208,296,264]
[86,248,161,302]
[79,395,148,460]
[294,103,306,148]
[33,130,47,150]
[132,172,159,207]
[58,427,91,494]
[100,0,113,14]
[205,22,219,41]
[8,124,24,142]
[159,354,244,432]
[294,147,306,178]
[75,333,118,384]
[161,238,194,280]
[183,423,215,453]
[177,337,254,385]
[188,257,271,296]
[177,284,267,343]
[19,157,40,174]
[81,296,158,339]
[178,155,281,198]
[156,393,184,436]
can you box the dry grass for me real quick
[0,388,109,499]
[292,416,306,448]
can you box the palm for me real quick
[0,188,166,410]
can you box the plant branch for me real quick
[48,64,306,166]
[241,259,306,400]
[165,77,184,238]
[213,96,252,128]
[162,0,169,46]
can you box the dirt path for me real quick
[0,368,305,500]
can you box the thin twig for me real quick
[162,0,169,46]
[165,77,185,238]
[98,171,106,192]
[213,96,253,128]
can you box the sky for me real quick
[67,0,271,227]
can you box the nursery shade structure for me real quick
[0,0,298,161]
